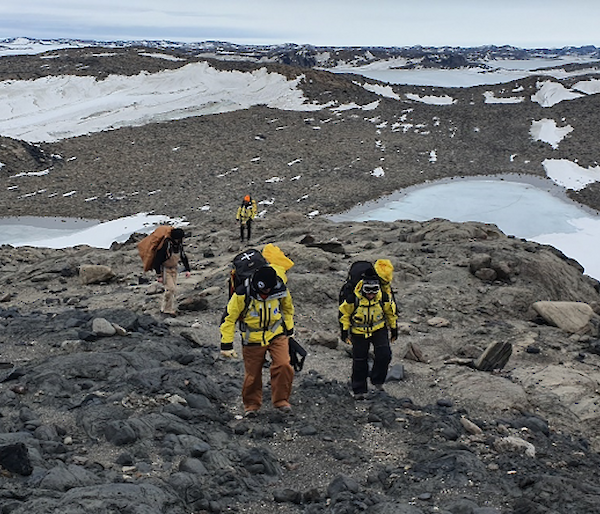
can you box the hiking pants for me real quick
[241,335,293,411]
[161,266,178,314]
[351,327,391,394]
[240,219,252,241]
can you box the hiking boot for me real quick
[276,405,292,413]
[244,409,259,418]
[354,393,366,401]
[374,384,385,391]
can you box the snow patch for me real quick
[531,81,584,107]
[0,63,325,142]
[530,119,573,149]
[483,91,524,104]
[543,159,600,190]
[405,93,455,105]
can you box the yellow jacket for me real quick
[236,200,257,223]
[339,280,397,338]
[220,285,294,347]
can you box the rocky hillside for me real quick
[1,46,600,225]
[1,214,600,513]
[1,46,600,514]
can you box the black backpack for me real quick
[339,261,379,306]
[220,249,267,326]
[223,248,308,372]
[338,261,396,333]
[228,248,268,298]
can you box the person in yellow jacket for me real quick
[339,268,398,399]
[220,265,295,417]
[236,195,258,242]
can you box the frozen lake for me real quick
[330,175,600,280]
[2,176,600,280]
[328,57,600,88]
[0,213,184,249]
[0,216,100,246]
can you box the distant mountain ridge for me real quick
[2,36,600,70]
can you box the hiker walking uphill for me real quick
[220,264,295,417]
[236,195,257,242]
[339,264,398,400]
[151,228,191,317]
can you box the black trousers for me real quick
[240,220,252,241]
[351,327,391,394]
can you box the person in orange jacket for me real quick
[236,195,257,242]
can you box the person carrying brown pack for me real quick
[153,228,191,317]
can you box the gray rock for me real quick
[470,253,492,273]
[532,300,600,335]
[92,317,116,336]
[39,464,102,491]
[104,420,138,446]
[474,341,512,371]
[327,474,360,498]
[386,363,405,381]
[178,294,210,311]
[0,442,33,476]
[179,457,208,475]
[79,264,115,284]
[307,330,338,349]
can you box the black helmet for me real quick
[362,268,380,295]
[171,228,185,240]
[252,266,277,293]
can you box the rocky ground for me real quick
[1,47,600,225]
[1,47,600,514]
[2,214,600,514]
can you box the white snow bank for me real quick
[3,213,187,249]
[0,62,324,142]
[483,91,524,104]
[361,83,401,100]
[543,159,600,190]
[405,93,455,105]
[531,81,584,107]
[530,119,573,149]
[572,78,600,95]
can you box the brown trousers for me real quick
[161,266,178,314]
[241,335,294,411]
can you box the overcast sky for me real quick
[2,0,599,48]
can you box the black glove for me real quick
[341,330,348,342]
[288,337,307,372]
[390,326,398,342]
